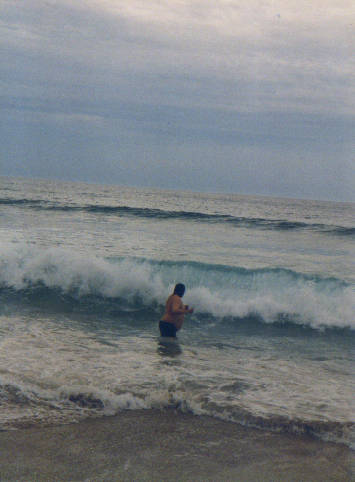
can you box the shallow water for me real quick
[0,176,354,446]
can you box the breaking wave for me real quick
[0,379,353,447]
[1,245,354,330]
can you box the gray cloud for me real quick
[0,0,354,201]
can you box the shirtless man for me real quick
[159,283,194,337]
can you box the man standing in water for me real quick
[159,283,194,337]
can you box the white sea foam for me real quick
[1,244,354,330]
[0,307,353,446]
[0,243,167,301]
[1,179,354,448]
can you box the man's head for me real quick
[173,283,185,297]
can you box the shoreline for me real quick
[0,409,353,481]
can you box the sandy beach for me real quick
[0,409,353,481]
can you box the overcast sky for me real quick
[1,0,354,201]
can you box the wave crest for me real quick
[1,197,353,237]
[1,245,354,330]
[1,380,353,447]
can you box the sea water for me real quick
[0,176,354,447]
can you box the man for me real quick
[159,283,194,337]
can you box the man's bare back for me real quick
[159,284,194,336]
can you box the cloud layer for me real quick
[1,0,354,200]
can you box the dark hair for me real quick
[173,283,185,297]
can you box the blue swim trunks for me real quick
[159,321,177,338]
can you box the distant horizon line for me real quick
[1,174,354,205]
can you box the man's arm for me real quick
[171,296,188,314]
[171,300,194,315]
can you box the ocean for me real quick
[0,176,354,448]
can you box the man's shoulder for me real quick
[172,294,183,305]
[168,294,181,303]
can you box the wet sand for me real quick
[0,409,353,481]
